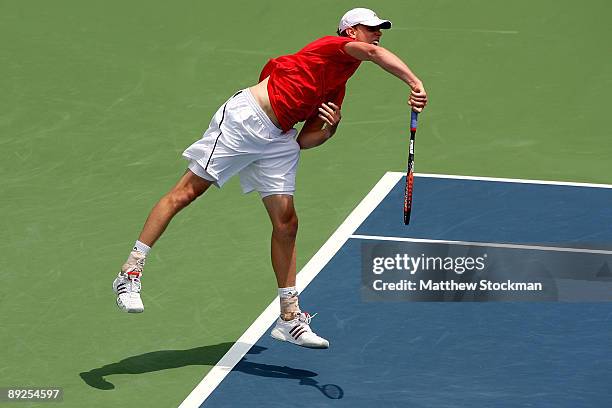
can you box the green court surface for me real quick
[1,0,610,406]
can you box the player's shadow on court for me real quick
[234,345,344,400]
[79,342,343,399]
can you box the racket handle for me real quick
[410,110,419,132]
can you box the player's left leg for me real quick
[233,88,328,348]
[262,194,329,349]
[262,194,298,291]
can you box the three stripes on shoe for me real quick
[289,324,308,340]
[115,275,140,296]
[115,282,128,295]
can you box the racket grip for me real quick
[410,110,419,131]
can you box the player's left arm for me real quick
[296,102,342,149]
[344,42,428,112]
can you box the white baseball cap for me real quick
[338,8,392,34]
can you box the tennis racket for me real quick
[403,110,419,225]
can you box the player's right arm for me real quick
[344,42,427,112]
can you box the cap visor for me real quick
[361,18,392,29]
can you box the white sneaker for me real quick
[112,250,145,313]
[270,312,329,349]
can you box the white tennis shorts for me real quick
[182,89,299,197]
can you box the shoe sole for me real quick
[270,329,329,349]
[115,297,144,313]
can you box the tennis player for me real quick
[112,8,427,349]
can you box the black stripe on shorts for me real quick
[205,90,243,171]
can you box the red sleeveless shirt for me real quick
[259,36,362,131]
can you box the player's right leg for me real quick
[113,89,255,313]
[138,169,213,248]
[113,169,213,313]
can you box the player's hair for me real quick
[337,28,349,37]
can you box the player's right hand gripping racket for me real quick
[403,110,419,225]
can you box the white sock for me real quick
[278,286,298,299]
[133,240,151,255]
[279,287,300,321]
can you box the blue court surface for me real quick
[185,173,612,407]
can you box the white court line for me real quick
[178,172,402,408]
[350,235,612,256]
[405,172,612,189]
[392,27,519,35]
